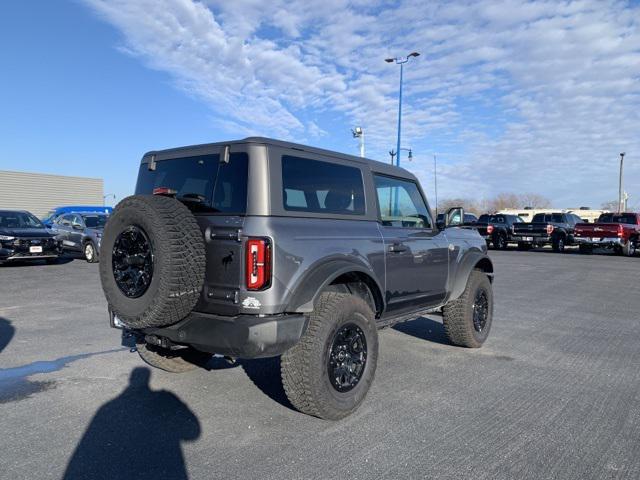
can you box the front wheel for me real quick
[84,241,99,263]
[442,270,493,348]
[281,292,378,420]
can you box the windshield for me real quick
[82,215,108,229]
[597,214,636,224]
[136,153,248,214]
[0,211,44,229]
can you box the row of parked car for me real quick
[468,211,640,256]
[0,205,112,265]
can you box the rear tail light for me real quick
[617,224,624,238]
[246,238,272,290]
[487,225,494,234]
[546,224,555,235]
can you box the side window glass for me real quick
[61,215,72,226]
[374,175,432,229]
[281,155,365,215]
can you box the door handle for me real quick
[389,243,407,253]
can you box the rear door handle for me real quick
[389,243,407,253]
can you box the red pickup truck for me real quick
[574,212,640,256]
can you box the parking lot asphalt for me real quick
[1,249,639,480]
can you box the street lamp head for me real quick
[385,58,395,63]
[409,51,420,57]
[620,152,625,157]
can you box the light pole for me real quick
[434,154,438,217]
[103,193,116,206]
[618,152,625,213]
[352,127,365,158]
[386,51,420,168]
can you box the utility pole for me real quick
[618,152,625,213]
[351,127,365,158]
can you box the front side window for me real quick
[282,156,365,215]
[374,175,432,229]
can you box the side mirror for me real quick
[445,207,464,228]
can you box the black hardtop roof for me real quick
[0,209,31,214]
[142,137,416,179]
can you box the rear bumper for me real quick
[573,237,624,247]
[512,235,550,244]
[112,310,308,359]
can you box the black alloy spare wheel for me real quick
[328,323,367,392]
[112,226,154,298]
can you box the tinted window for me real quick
[478,214,490,223]
[597,214,637,224]
[0,211,43,229]
[374,175,432,229]
[82,215,108,229]
[136,153,248,214]
[282,156,365,215]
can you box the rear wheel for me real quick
[442,270,493,348]
[137,343,211,373]
[281,292,378,420]
[552,235,566,253]
[84,241,99,263]
[622,240,636,257]
[493,232,507,250]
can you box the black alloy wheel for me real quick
[327,323,368,392]
[112,226,154,298]
[472,289,489,333]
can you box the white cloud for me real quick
[84,0,640,207]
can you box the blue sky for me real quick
[1,0,639,208]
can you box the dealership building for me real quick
[0,170,105,218]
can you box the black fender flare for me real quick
[448,250,494,302]
[284,258,384,314]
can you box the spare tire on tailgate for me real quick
[99,195,206,329]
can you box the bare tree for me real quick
[600,200,618,211]
[519,193,551,209]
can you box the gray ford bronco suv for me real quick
[100,137,494,420]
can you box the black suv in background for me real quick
[512,212,583,252]
[99,137,495,420]
[0,210,62,265]
[50,212,109,263]
[474,214,525,250]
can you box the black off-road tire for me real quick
[84,241,99,263]
[281,292,378,420]
[442,270,493,348]
[137,343,211,373]
[99,195,205,329]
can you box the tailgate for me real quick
[575,223,620,238]
[513,223,548,236]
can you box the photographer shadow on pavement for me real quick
[63,367,200,480]
[0,317,15,354]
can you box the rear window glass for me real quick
[82,215,108,229]
[282,156,365,215]
[135,153,248,214]
[532,213,564,223]
[597,214,636,224]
